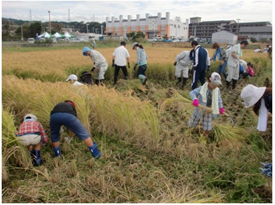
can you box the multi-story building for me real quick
[189,17,235,40]
[105,12,189,40]
[239,26,272,41]
[189,17,272,41]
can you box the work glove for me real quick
[219,107,225,114]
[128,63,130,69]
[192,99,199,107]
[134,64,137,70]
[42,137,49,145]
[174,61,177,66]
[64,136,72,143]
[91,67,96,72]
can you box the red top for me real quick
[247,66,254,76]
[18,120,48,144]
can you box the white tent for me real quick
[53,32,65,38]
[38,32,54,38]
[64,32,75,38]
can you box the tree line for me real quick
[2,17,106,39]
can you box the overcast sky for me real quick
[2,0,273,24]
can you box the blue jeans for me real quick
[137,64,147,77]
[218,60,227,78]
[50,113,89,142]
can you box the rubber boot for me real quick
[176,77,181,85]
[232,79,237,90]
[226,81,230,90]
[95,79,99,86]
[114,76,118,85]
[53,146,61,157]
[34,150,43,166]
[182,77,188,89]
[138,74,147,85]
[99,80,104,86]
[88,142,101,159]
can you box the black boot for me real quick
[114,76,118,85]
[232,79,237,90]
[176,77,181,85]
[182,78,188,89]
[226,81,230,90]
[99,80,104,86]
[95,79,99,86]
[33,150,43,166]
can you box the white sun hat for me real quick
[240,84,266,108]
[66,74,78,81]
[24,114,37,121]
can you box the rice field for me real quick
[2,42,272,203]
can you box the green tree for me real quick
[250,37,257,43]
[29,21,41,37]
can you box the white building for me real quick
[212,30,238,45]
[105,12,189,40]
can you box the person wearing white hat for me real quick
[15,114,49,166]
[240,84,272,132]
[188,72,225,136]
[66,74,84,86]
[132,42,148,85]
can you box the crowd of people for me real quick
[15,40,272,177]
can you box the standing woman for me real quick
[211,42,228,80]
[132,42,148,85]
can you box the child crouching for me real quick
[188,72,225,136]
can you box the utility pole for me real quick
[48,11,51,34]
[21,25,23,41]
[86,24,89,33]
[236,18,241,36]
[101,25,103,35]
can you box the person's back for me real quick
[113,45,129,66]
[112,41,130,85]
[194,45,208,71]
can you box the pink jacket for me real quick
[246,67,254,76]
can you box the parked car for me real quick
[70,38,85,43]
[28,38,35,44]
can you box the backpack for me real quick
[79,71,93,85]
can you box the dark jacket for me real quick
[193,45,209,71]
[264,94,272,114]
[51,102,77,117]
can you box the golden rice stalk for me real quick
[2,106,19,148]
[212,123,248,143]
[160,88,213,114]
[2,75,160,151]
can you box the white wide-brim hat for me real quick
[240,84,266,108]
[66,74,77,81]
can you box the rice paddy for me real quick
[2,42,272,203]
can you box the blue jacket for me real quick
[192,45,210,71]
